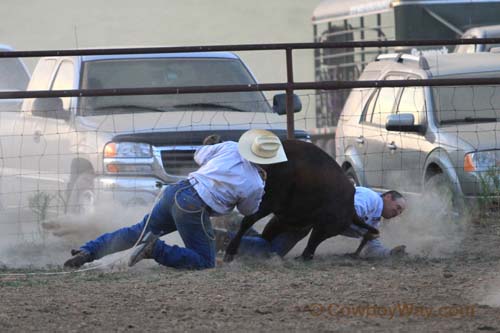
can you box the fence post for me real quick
[285,47,295,140]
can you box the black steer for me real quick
[224,140,379,261]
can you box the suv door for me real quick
[387,79,428,193]
[360,75,403,189]
[382,76,424,191]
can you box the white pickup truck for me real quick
[0,51,308,218]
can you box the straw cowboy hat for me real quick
[238,129,287,164]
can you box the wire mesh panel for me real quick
[0,51,317,259]
[1,42,500,269]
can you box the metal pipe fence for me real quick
[2,38,500,139]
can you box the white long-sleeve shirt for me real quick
[341,187,391,257]
[188,141,265,216]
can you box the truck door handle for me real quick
[356,136,364,144]
[34,130,42,143]
[387,141,397,150]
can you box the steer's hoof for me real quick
[297,254,313,261]
[223,253,234,262]
[345,252,361,259]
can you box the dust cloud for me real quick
[287,189,469,259]
[0,186,471,270]
[480,284,500,307]
[383,190,468,258]
[0,201,184,269]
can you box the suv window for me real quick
[372,87,400,125]
[433,85,500,124]
[397,85,426,124]
[363,75,403,126]
[362,89,378,123]
[51,61,74,111]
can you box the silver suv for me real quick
[336,52,500,210]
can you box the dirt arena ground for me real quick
[2,215,500,332]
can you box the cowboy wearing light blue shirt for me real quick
[63,129,287,270]
[343,187,406,257]
[224,187,407,258]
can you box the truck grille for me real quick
[160,148,199,176]
[112,129,310,177]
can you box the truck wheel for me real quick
[67,173,96,215]
[345,167,360,186]
[425,174,465,216]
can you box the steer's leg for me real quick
[349,214,380,258]
[301,225,331,260]
[261,216,313,257]
[260,215,286,242]
[223,208,270,262]
[352,235,370,257]
[352,214,380,236]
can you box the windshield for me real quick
[79,58,272,116]
[432,85,500,125]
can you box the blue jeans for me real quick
[236,226,311,258]
[80,179,216,269]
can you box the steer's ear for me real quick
[203,134,222,145]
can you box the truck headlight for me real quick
[464,151,498,173]
[103,142,154,174]
[104,142,152,158]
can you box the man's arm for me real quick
[362,239,406,258]
[193,144,221,166]
[236,187,264,216]
[362,238,392,257]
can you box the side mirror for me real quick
[32,98,70,121]
[272,93,302,115]
[386,113,425,133]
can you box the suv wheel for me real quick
[67,173,96,215]
[425,174,465,216]
[345,167,360,186]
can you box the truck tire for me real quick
[67,173,96,215]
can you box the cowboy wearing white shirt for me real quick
[64,129,287,269]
